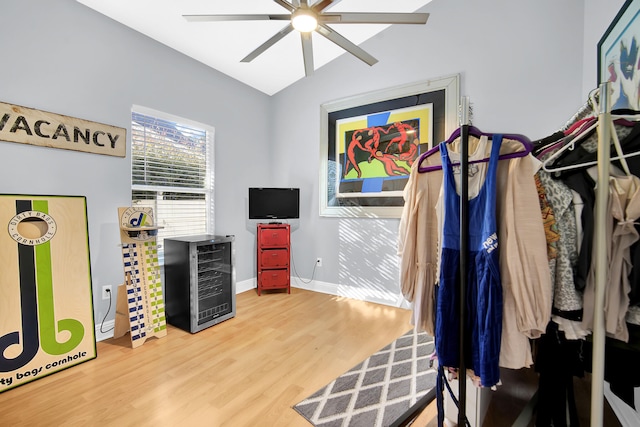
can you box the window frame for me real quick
[130,105,215,253]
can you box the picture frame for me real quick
[597,0,640,110]
[319,74,460,218]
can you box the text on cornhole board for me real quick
[0,195,97,393]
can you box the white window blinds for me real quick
[131,107,214,254]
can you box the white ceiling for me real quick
[76,0,432,96]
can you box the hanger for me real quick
[542,113,635,175]
[536,89,637,163]
[559,87,597,133]
[564,116,597,136]
[417,125,533,173]
[541,84,640,175]
[532,87,596,158]
[545,148,640,174]
[540,120,599,172]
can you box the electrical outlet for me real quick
[316,257,322,267]
[102,285,112,300]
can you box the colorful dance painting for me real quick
[320,75,460,218]
[337,105,431,197]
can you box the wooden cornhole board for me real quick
[114,207,167,348]
[0,195,96,393]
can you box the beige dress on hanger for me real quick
[398,153,443,335]
[582,174,640,342]
[398,137,552,369]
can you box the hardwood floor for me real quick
[1,286,623,426]
[0,288,434,426]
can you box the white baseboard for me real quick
[95,277,407,342]
[290,277,337,295]
[290,277,408,309]
[239,276,406,308]
[235,278,256,294]
[95,320,115,342]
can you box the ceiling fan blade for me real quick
[273,0,295,12]
[301,32,314,76]
[241,24,295,63]
[183,14,291,22]
[320,13,429,25]
[316,24,377,66]
[293,0,302,7]
[313,0,343,13]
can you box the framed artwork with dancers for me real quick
[319,74,459,218]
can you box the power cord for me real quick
[99,288,114,333]
[289,240,318,285]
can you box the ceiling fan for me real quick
[183,0,429,76]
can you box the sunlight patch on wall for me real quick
[337,218,404,306]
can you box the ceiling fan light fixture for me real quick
[291,9,318,33]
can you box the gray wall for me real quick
[0,0,271,324]
[0,0,628,318]
[271,0,620,304]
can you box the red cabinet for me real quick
[257,224,290,295]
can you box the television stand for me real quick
[257,223,290,295]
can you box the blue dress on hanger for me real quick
[435,134,503,387]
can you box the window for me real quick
[131,106,214,258]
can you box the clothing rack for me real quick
[458,96,471,427]
[389,389,436,427]
[512,84,611,427]
[591,80,611,427]
[392,97,472,427]
[439,85,613,427]
[513,83,611,427]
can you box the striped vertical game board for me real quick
[122,243,145,344]
[142,240,165,335]
[118,207,167,348]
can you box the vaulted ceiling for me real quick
[76,0,433,95]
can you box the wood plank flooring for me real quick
[0,288,434,426]
[2,286,624,426]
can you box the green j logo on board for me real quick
[0,195,96,393]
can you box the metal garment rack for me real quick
[504,85,611,427]
[591,81,611,427]
[462,88,612,427]
[512,85,611,427]
[458,96,471,427]
[400,85,614,427]
[390,97,471,427]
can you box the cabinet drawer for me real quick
[259,269,289,288]
[258,228,289,247]
[259,249,289,268]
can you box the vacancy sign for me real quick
[0,101,126,157]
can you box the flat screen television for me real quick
[249,187,300,220]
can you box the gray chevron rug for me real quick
[293,328,436,427]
